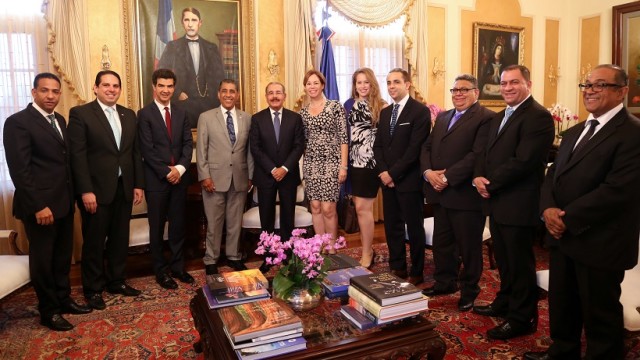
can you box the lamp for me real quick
[547,64,560,87]
[431,57,445,81]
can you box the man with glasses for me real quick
[525,64,640,360]
[420,74,494,311]
[473,65,554,340]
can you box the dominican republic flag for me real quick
[154,0,176,68]
[318,26,340,101]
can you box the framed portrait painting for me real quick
[613,1,640,117]
[472,22,525,106]
[134,0,244,127]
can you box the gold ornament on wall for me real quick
[431,57,446,82]
[101,45,112,70]
[580,63,592,84]
[547,64,560,87]
[267,49,280,81]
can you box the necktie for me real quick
[389,103,400,136]
[47,114,62,139]
[571,119,599,157]
[273,111,281,144]
[105,107,121,149]
[448,111,463,131]
[498,106,514,133]
[226,110,236,145]
[164,107,172,140]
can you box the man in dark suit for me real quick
[473,65,554,340]
[525,65,640,360]
[420,74,494,311]
[4,73,92,331]
[68,70,145,310]
[158,7,224,127]
[137,69,194,290]
[373,68,430,286]
[250,82,305,242]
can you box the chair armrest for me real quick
[0,230,24,255]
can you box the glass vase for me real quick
[275,286,324,311]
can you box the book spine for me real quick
[347,287,382,317]
[348,298,380,323]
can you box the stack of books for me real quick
[218,299,307,359]
[203,269,270,309]
[322,266,372,298]
[341,272,429,330]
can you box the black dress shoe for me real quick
[422,286,458,297]
[390,269,408,279]
[458,298,475,312]
[157,273,178,289]
[85,293,106,310]
[171,271,195,284]
[41,314,74,331]
[487,319,537,340]
[61,300,93,314]
[227,260,248,271]
[107,283,141,297]
[523,351,553,360]
[473,303,508,318]
[205,264,219,275]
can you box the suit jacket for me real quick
[4,104,74,220]
[373,96,430,192]
[474,96,554,226]
[196,107,254,191]
[137,102,193,191]
[421,102,494,210]
[68,100,145,204]
[540,108,640,270]
[250,108,305,189]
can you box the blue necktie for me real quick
[448,111,463,131]
[226,110,236,145]
[498,106,514,133]
[273,111,281,144]
[389,103,400,136]
[105,107,121,149]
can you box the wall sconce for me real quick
[431,57,445,81]
[267,49,280,81]
[548,65,560,87]
[580,63,592,84]
[100,45,111,70]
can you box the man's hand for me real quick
[473,177,491,198]
[82,192,98,214]
[425,169,448,192]
[166,166,181,185]
[201,178,215,193]
[272,167,287,182]
[178,92,189,101]
[543,207,566,239]
[379,171,394,187]
[133,188,144,205]
[35,207,54,225]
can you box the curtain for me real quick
[329,0,412,27]
[284,0,316,111]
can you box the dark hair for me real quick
[454,74,478,87]
[303,69,326,87]
[94,70,122,87]
[181,7,201,20]
[33,72,61,89]
[502,65,530,82]
[152,68,177,86]
[594,64,629,86]
[218,79,237,91]
[388,68,411,82]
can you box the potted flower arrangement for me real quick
[255,229,346,310]
[548,103,579,144]
[428,103,444,129]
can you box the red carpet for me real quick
[1,244,639,359]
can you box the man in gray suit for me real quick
[196,79,253,275]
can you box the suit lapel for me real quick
[28,105,65,145]
[217,108,234,148]
[390,98,412,141]
[92,101,119,150]
[488,97,532,149]
[180,38,197,76]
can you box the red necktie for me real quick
[164,107,175,165]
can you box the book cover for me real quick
[348,295,428,322]
[325,253,360,271]
[219,299,303,343]
[322,285,348,299]
[213,288,270,304]
[349,272,422,306]
[236,337,307,360]
[348,287,429,319]
[203,284,270,309]
[232,329,303,350]
[323,266,372,293]
[206,269,269,295]
[340,305,377,330]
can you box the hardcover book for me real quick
[203,284,270,309]
[219,299,303,343]
[349,272,422,306]
[235,337,307,360]
[206,269,269,295]
[322,266,372,293]
[347,295,428,321]
[325,253,361,271]
[340,305,377,330]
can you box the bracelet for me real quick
[340,166,348,170]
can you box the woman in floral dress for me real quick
[299,70,348,250]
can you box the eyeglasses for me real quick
[578,83,623,92]
[449,88,476,94]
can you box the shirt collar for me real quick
[32,102,54,118]
[587,102,623,128]
[154,100,170,113]
[97,99,117,113]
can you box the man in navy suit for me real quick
[473,65,554,340]
[373,68,430,286]
[69,70,145,310]
[158,7,225,127]
[4,73,92,331]
[250,82,305,242]
[137,69,194,289]
[525,65,640,360]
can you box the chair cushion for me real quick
[536,269,550,291]
[0,255,30,299]
[242,205,312,230]
[129,219,169,247]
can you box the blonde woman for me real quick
[299,70,348,251]
[344,68,387,268]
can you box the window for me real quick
[314,1,405,104]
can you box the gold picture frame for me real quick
[472,22,525,107]
[613,1,640,117]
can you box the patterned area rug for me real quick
[1,244,639,359]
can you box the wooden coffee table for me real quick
[190,289,446,359]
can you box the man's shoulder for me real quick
[116,104,136,117]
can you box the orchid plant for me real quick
[548,103,579,137]
[255,229,346,297]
